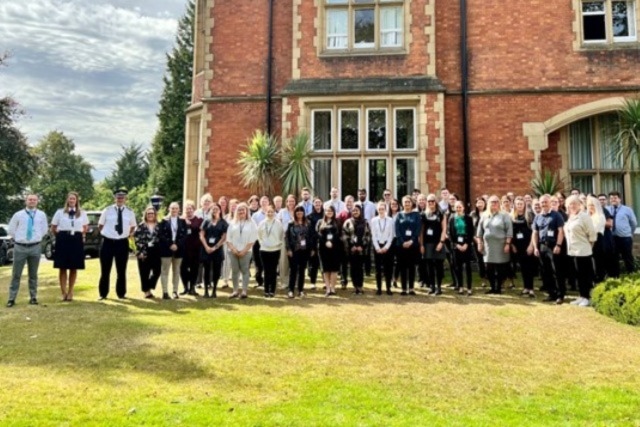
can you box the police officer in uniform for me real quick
[98,188,136,299]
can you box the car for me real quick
[0,223,14,264]
[0,239,7,266]
[42,211,103,260]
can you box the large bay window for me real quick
[324,0,405,54]
[581,0,637,44]
[311,104,417,201]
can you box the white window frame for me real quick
[366,157,389,200]
[612,0,637,42]
[339,108,360,151]
[393,107,416,151]
[581,0,638,44]
[366,107,387,152]
[311,109,333,152]
[339,157,362,199]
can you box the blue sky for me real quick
[0,0,187,181]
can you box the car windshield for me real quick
[0,227,8,237]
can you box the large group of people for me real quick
[4,185,638,308]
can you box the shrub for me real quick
[592,273,640,326]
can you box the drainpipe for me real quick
[266,0,274,136]
[460,0,471,201]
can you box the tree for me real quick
[30,131,95,217]
[613,97,640,169]
[280,132,313,197]
[237,131,280,197]
[104,142,149,191]
[0,53,37,221]
[148,0,194,204]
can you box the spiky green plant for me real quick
[613,97,640,170]
[237,130,280,196]
[530,169,565,197]
[280,131,312,197]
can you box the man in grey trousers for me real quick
[6,194,48,307]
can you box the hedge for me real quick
[592,273,640,326]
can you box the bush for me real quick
[592,273,640,326]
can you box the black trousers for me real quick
[592,234,607,283]
[340,256,349,286]
[539,244,565,299]
[398,245,419,291]
[260,250,280,294]
[364,245,372,276]
[288,250,309,293]
[99,237,129,298]
[486,262,508,292]
[425,259,444,291]
[349,252,365,289]
[614,236,635,275]
[308,251,320,285]
[572,256,594,299]
[444,241,458,287]
[513,250,537,290]
[180,253,200,291]
[252,241,264,286]
[374,248,394,291]
[137,250,161,293]
[203,257,223,292]
[453,249,472,290]
[472,240,486,279]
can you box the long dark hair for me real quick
[323,205,336,222]
[293,205,308,225]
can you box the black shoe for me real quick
[145,293,155,299]
[162,293,170,300]
[542,296,555,302]
[434,289,442,296]
[179,290,189,296]
[386,290,393,296]
[211,291,217,298]
[485,289,495,294]
[189,289,199,296]
[6,300,15,307]
[392,281,399,288]
[376,290,382,296]
[401,291,408,296]
[29,298,38,305]
[98,296,107,301]
[409,290,417,296]
[172,292,179,299]
[117,295,127,300]
[428,289,436,295]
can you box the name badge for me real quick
[209,238,216,244]
[547,230,555,238]
[405,230,412,237]
[352,237,358,244]
[457,236,464,243]
[327,234,333,240]
[300,239,306,247]
[516,233,524,240]
[71,230,75,236]
[148,241,154,247]
[187,229,192,235]
[427,229,434,236]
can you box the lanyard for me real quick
[265,220,274,237]
[378,217,387,234]
[239,221,245,236]
[25,209,36,220]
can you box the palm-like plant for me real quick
[280,131,312,197]
[237,130,280,196]
[531,169,565,197]
[612,97,640,170]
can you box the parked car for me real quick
[42,211,103,260]
[0,239,7,265]
[0,223,14,264]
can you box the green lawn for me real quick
[0,258,639,426]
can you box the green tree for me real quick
[280,132,312,197]
[104,142,149,191]
[30,131,95,217]
[613,97,640,169]
[148,0,194,204]
[237,131,280,197]
[0,53,37,221]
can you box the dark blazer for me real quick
[157,216,188,258]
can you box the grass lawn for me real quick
[1,258,639,426]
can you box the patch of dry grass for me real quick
[0,259,639,426]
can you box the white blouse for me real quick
[226,220,258,252]
[370,216,395,251]
[52,209,88,232]
[257,218,284,252]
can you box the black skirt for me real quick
[53,231,85,270]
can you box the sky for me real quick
[0,0,187,181]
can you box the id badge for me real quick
[427,229,434,236]
[327,234,333,240]
[405,230,412,237]
[352,237,358,244]
[547,230,555,238]
[516,233,524,240]
[209,238,216,244]
[300,239,306,247]
[457,236,464,243]
[71,230,75,236]
[187,229,192,235]
[148,241,154,247]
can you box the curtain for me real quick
[569,119,593,170]
[380,6,402,47]
[327,10,348,49]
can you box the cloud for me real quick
[0,0,184,181]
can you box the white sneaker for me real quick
[578,299,591,307]
[570,297,584,305]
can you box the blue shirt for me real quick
[532,211,564,245]
[395,211,421,249]
[608,204,637,237]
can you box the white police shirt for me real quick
[52,209,88,233]
[8,209,48,244]
[99,204,136,239]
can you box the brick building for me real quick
[185,0,640,215]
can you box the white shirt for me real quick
[359,200,377,223]
[323,199,346,215]
[277,209,295,232]
[257,218,284,252]
[371,216,395,251]
[99,204,136,239]
[226,220,258,252]
[52,209,88,233]
[170,216,178,241]
[564,211,597,257]
[9,208,48,244]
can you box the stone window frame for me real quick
[318,0,409,57]
[573,0,639,50]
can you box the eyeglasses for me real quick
[427,200,436,203]
[490,201,500,204]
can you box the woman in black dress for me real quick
[200,203,228,298]
[422,194,447,296]
[342,204,371,295]
[316,206,342,296]
[285,205,314,298]
[51,192,88,301]
[134,206,161,299]
[448,200,475,296]
[511,197,536,298]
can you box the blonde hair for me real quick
[200,193,213,206]
[63,191,82,218]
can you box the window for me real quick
[310,104,417,200]
[324,0,405,53]
[568,114,640,214]
[581,0,637,44]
